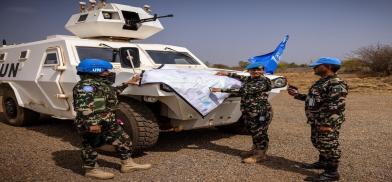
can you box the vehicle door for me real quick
[36,47,69,110]
[75,46,142,84]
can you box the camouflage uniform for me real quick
[294,74,348,165]
[222,73,272,150]
[73,74,130,168]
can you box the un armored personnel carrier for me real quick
[0,1,287,151]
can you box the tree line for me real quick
[207,43,392,76]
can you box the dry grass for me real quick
[279,71,392,94]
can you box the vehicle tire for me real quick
[1,87,40,126]
[117,99,159,153]
[216,116,249,135]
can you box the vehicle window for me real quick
[20,50,29,59]
[44,53,58,65]
[78,14,88,22]
[76,46,141,68]
[102,11,120,20]
[119,47,140,68]
[76,46,120,63]
[146,50,199,65]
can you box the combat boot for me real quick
[302,155,327,169]
[316,162,340,181]
[85,168,115,180]
[315,171,340,181]
[240,145,256,158]
[120,158,152,173]
[242,149,267,164]
[304,162,340,181]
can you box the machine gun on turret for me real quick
[123,14,173,31]
[66,2,171,39]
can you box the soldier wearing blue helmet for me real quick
[210,62,273,164]
[76,58,113,72]
[73,58,150,180]
[288,57,348,181]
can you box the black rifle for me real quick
[123,14,173,31]
[139,14,173,23]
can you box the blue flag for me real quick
[248,35,289,74]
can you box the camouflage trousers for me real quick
[77,120,133,168]
[310,122,342,163]
[243,106,273,150]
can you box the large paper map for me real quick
[140,68,242,117]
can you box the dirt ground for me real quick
[1,75,392,181]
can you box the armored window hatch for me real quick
[102,11,120,20]
[122,11,141,30]
[0,53,6,62]
[77,14,88,22]
[19,50,30,61]
[44,53,58,65]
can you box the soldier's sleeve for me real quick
[294,93,307,101]
[114,82,129,95]
[73,84,101,126]
[220,73,247,94]
[221,87,240,94]
[228,72,248,82]
[264,77,272,92]
[319,80,348,128]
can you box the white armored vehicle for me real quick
[0,1,287,151]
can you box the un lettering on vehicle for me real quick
[0,63,20,77]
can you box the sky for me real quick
[0,0,391,66]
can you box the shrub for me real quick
[341,58,366,73]
[354,43,392,76]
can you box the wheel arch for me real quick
[0,82,25,107]
[1,82,40,126]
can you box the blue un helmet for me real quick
[245,62,265,70]
[76,58,113,74]
[309,57,342,68]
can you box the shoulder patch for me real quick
[331,84,347,93]
[82,85,94,92]
[330,77,341,84]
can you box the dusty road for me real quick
[0,93,391,182]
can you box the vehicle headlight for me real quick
[271,77,287,88]
[160,83,173,92]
